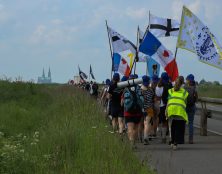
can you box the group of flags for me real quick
[78,65,95,81]
[107,6,222,81]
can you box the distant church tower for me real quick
[38,67,52,84]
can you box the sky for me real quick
[0,0,222,83]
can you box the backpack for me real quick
[186,86,197,106]
[124,86,144,113]
[162,83,172,105]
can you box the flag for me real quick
[136,27,149,62]
[108,26,136,72]
[113,53,130,76]
[90,65,95,80]
[108,26,136,54]
[138,27,161,77]
[147,57,160,77]
[177,6,222,69]
[78,66,88,80]
[138,26,145,44]
[149,13,180,37]
[139,31,179,81]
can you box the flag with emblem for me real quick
[139,31,178,81]
[177,6,222,69]
[149,13,180,37]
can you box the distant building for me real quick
[38,68,52,84]
[74,75,80,84]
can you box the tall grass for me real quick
[0,81,153,174]
[197,85,222,98]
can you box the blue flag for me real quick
[139,31,161,56]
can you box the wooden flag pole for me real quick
[105,20,114,80]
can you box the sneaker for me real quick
[172,144,177,150]
[144,139,149,145]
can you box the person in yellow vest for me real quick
[166,76,188,150]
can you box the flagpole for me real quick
[89,65,91,82]
[171,47,178,81]
[105,20,113,80]
[146,10,151,76]
[134,26,140,75]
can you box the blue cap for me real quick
[105,79,111,85]
[152,75,159,83]
[134,74,138,79]
[121,76,128,82]
[142,75,150,86]
[113,73,120,81]
[129,74,135,79]
[186,74,195,82]
[161,72,169,84]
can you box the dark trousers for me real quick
[171,119,186,145]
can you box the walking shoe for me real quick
[172,144,177,150]
[144,139,149,145]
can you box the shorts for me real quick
[111,106,123,118]
[158,106,167,124]
[144,107,154,118]
[125,116,141,124]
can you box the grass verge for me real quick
[0,81,153,174]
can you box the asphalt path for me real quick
[135,113,222,174]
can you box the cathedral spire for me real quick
[42,68,45,78]
[48,67,51,79]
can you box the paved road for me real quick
[194,114,222,135]
[135,129,222,174]
[135,111,222,174]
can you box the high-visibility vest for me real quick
[167,88,188,122]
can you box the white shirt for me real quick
[155,86,165,107]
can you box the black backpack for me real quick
[186,86,197,107]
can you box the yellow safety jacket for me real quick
[167,88,188,122]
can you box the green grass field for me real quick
[197,85,222,98]
[0,81,153,174]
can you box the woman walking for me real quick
[184,74,198,144]
[141,75,155,145]
[166,76,188,150]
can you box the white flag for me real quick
[108,26,136,55]
[149,13,180,37]
[177,6,222,69]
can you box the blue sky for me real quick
[0,0,221,83]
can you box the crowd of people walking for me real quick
[79,72,198,150]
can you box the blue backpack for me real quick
[124,86,144,113]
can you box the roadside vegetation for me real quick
[0,80,152,174]
[197,81,222,98]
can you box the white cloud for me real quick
[187,0,201,14]
[51,19,63,25]
[171,0,184,20]
[125,7,147,19]
[0,3,10,23]
[171,0,201,20]
[29,24,78,44]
